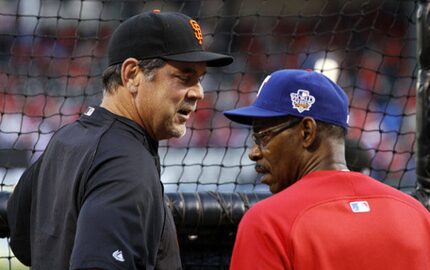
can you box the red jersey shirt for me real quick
[230,170,430,270]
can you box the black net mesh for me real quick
[0,0,419,269]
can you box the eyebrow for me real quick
[253,122,270,132]
[177,66,207,77]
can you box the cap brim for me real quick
[224,105,289,125]
[162,51,233,67]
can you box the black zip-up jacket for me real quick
[7,106,181,270]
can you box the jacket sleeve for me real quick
[7,157,43,266]
[69,147,167,270]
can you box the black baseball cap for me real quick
[107,11,233,67]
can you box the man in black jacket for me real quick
[7,11,232,270]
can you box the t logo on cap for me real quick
[257,75,271,97]
[189,19,203,45]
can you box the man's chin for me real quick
[170,125,187,139]
[157,125,186,141]
[261,174,277,193]
[269,184,280,194]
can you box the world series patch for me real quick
[290,89,315,113]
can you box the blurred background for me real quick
[0,0,419,269]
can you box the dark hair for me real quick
[102,58,167,94]
[316,120,346,139]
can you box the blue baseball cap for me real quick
[224,69,349,129]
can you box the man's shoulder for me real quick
[341,171,427,209]
[243,189,298,223]
[96,124,150,157]
[244,170,423,222]
[91,121,157,172]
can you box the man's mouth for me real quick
[178,108,192,116]
[177,104,196,116]
[255,164,268,174]
[176,107,195,121]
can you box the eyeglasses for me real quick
[252,118,301,149]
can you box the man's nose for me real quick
[187,82,204,100]
[248,144,263,161]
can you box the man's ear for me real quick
[300,117,318,149]
[121,58,140,94]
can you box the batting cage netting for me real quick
[0,0,427,269]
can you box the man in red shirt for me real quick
[224,69,430,270]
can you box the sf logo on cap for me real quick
[189,19,203,45]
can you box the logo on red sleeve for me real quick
[349,201,370,213]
